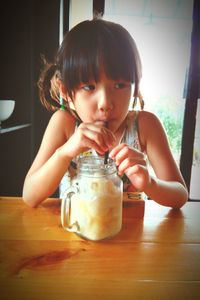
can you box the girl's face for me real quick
[70,70,133,133]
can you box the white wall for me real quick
[69,0,93,29]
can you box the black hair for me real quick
[38,18,143,112]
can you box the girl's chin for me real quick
[107,121,120,133]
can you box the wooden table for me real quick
[0,197,200,300]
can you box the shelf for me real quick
[0,124,31,134]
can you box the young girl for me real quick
[22,18,188,208]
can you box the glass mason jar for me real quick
[61,156,123,241]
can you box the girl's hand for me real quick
[61,121,116,159]
[109,143,151,192]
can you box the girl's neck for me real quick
[113,117,128,147]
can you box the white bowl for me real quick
[0,100,15,124]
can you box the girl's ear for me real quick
[58,80,68,100]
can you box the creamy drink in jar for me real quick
[61,156,123,241]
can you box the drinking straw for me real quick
[104,150,109,164]
[104,122,109,164]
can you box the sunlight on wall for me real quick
[69,0,93,29]
[104,0,193,110]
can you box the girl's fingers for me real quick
[109,143,126,158]
[125,164,141,177]
[124,165,151,192]
[65,132,106,158]
[77,122,115,153]
[80,127,108,152]
[110,144,146,167]
[87,122,116,147]
[112,145,130,166]
[117,157,145,175]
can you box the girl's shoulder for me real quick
[137,110,160,124]
[136,110,164,150]
[126,110,160,131]
[138,111,166,145]
[127,109,158,122]
[47,109,76,139]
[50,108,75,123]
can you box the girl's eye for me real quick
[82,84,95,91]
[115,83,126,89]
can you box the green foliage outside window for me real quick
[153,97,200,167]
[152,97,185,163]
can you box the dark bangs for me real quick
[57,19,141,98]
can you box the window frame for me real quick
[180,0,200,200]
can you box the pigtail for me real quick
[133,89,144,110]
[37,55,61,111]
[138,91,144,110]
[132,66,144,111]
[129,34,144,111]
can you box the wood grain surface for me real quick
[0,197,200,300]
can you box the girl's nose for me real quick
[98,89,113,112]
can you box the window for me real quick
[103,0,199,200]
[104,0,193,166]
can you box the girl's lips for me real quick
[94,119,109,124]
[95,116,111,122]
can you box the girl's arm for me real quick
[110,111,188,208]
[141,111,188,207]
[23,110,115,207]
[22,110,75,207]
[145,111,188,207]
